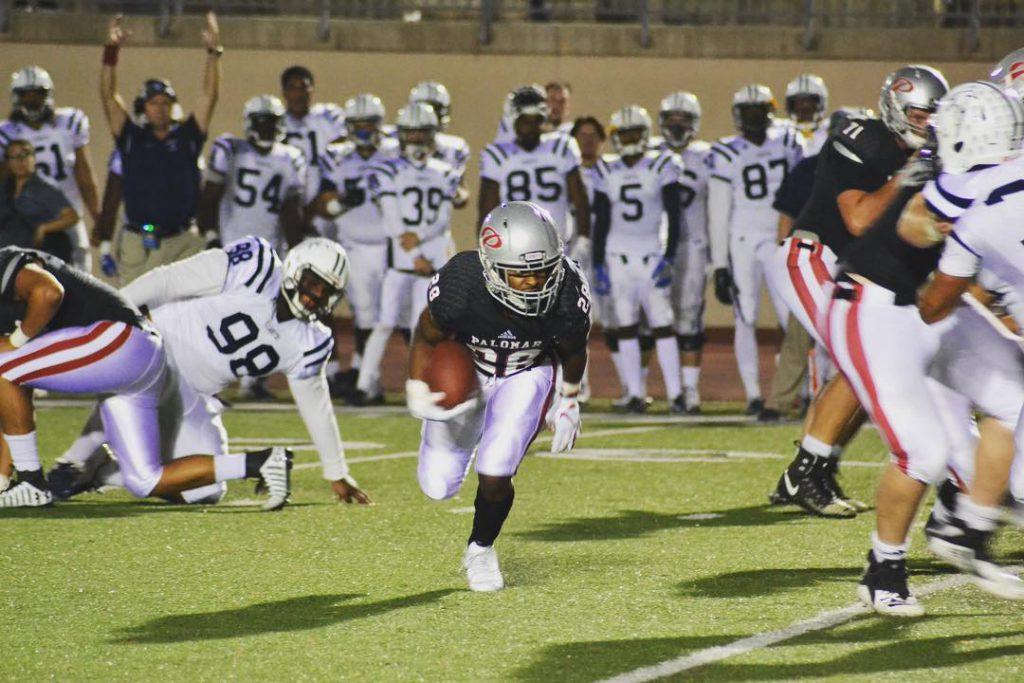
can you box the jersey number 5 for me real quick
[207,312,281,377]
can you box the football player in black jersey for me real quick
[406,201,591,592]
[0,247,294,509]
[763,65,947,519]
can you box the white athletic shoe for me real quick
[857,551,925,618]
[258,447,293,511]
[0,473,10,493]
[0,480,53,508]
[463,542,504,592]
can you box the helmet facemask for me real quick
[347,117,381,149]
[611,126,649,157]
[659,111,696,149]
[733,103,773,137]
[282,266,345,322]
[480,250,565,317]
[786,94,824,132]
[13,87,52,123]
[399,126,436,164]
[246,113,284,152]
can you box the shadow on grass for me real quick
[111,589,456,644]
[677,563,954,599]
[515,505,807,543]
[0,500,322,519]
[515,620,1024,682]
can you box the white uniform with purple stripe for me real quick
[0,108,92,270]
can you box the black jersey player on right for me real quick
[765,65,948,520]
[406,201,590,592]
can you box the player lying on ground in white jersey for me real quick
[47,236,371,506]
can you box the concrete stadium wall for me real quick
[0,36,990,325]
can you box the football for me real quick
[424,340,479,409]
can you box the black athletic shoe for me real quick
[346,389,385,407]
[46,462,94,500]
[757,408,782,423]
[857,550,925,617]
[746,398,764,415]
[328,369,358,399]
[625,396,648,414]
[669,395,687,414]
[768,444,816,506]
[821,458,870,512]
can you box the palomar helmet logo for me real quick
[481,226,503,249]
[892,77,915,93]
[1011,61,1024,81]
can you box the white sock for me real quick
[617,337,644,398]
[682,365,700,390]
[609,351,628,397]
[5,432,40,472]
[356,325,392,394]
[871,531,907,562]
[734,321,761,400]
[655,337,682,399]
[213,453,247,482]
[60,430,106,467]
[801,435,832,458]
[959,495,1002,532]
[181,483,226,504]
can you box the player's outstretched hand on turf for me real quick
[405,379,478,421]
[548,394,581,453]
[331,476,373,505]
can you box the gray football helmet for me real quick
[344,93,386,148]
[11,65,54,122]
[785,73,829,130]
[878,65,949,149]
[659,91,701,148]
[396,102,438,163]
[609,105,652,156]
[478,201,565,317]
[243,94,286,151]
[409,80,451,129]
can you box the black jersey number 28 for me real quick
[206,312,281,378]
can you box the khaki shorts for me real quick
[116,227,207,285]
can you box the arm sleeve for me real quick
[205,136,231,183]
[370,170,403,238]
[287,372,350,481]
[71,110,91,148]
[121,248,229,308]
[922,173,971,222]
[479,145,502,182]
[662,183,682,261]
[939,232,981,279]
[591,190,611,268]
[707,177,733,269]
[561,135,583,175]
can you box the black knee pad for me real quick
[677,332,706,352]
[604,330,619,353]
[639,335,655,353]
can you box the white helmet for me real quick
[243,94,286,151]
[731,84,776,133]
[785,73,829,130]
[281,238,350,322]
[609,105,652,157]
[478,201,565,317]
[11,66,54,122]
[344,93,386,148]
[991,48,1024,99]
[878,64,949,149]
[396,102,438,163]
[409,80,451,129]
[934,81,1024,174]
[659,91,701,148]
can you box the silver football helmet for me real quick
[934,81,1024,174]
[478,201,565,317]
[344,93,386,149]
[878,65,949,149]
[659,91,701,149]
[409,80,451,130]
[609,105,652,157]
[509,85,549,122]
[243,94,286,151]
[731,84,776,133]
[396,102,439,163]
[990,48,1024,97]
[785,73,829,130]
[281,237,350,322]
[11,65,54,122]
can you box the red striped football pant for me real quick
[762,237,837,345]
[824,280,958,484]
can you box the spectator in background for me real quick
[545,82,573,134]
[96,12,222,284]
[0,140,79,259]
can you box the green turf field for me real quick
[4,403,1024,681]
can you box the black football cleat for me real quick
[746,398,765,416]
[857,550,925,617]
[757,408,782,423]
[821,458,870,512]
[625,397,648,414]
[669,395,687,414]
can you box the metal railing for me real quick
[3,0,1020,49]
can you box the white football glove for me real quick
[548,394,581,453]
[405,379,479,421]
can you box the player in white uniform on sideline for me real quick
[707,84,803,413]
[310,94,398,400]
[353,104,459,404]
[785,73,830,156]
[478,85,590,246]
[48,236,372,505]
[656,91,711,414]
[0,66,100,272]
[279,65,346,225]
[591,106,684,413]
[197,95,306,254]
[408,80,470,208]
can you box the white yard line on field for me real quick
[596,569,1013,683]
